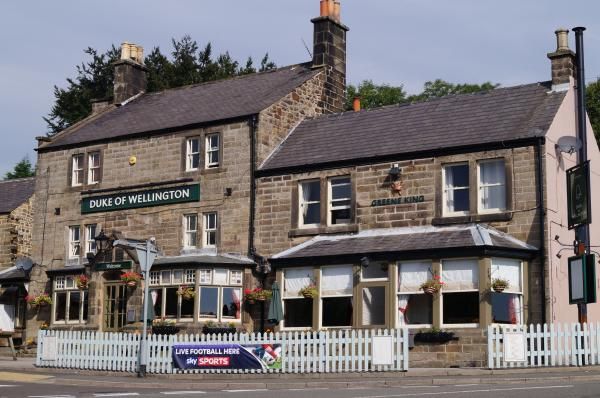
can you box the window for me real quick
[85,224,97,256]
[185,138,200,171]
[198,268,242,322]
[203,212,217,248]
[478,159,506,212]
[299,180,321,227]
[183,214,198,248]
[87,152,101,184]
[205,133,220,168]
[441,259,479,325]
[321,265,353,327]
[53,276,88,324]
[283,267,313,328]
[362,286,386,326]
[329,177,351,225]
[398,261,433,327]
[491,258,523,324]
[151,269,197,320]
[68,226,81,261]
[443,163,470,215]
[361,262,389,280]
[71,154,84,187]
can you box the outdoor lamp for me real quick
[388,164,401,180]
[360,256,370,268]
[94,230,112,253]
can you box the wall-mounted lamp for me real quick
[224,187,233,197]
[360,256,370,268]
[388,164,401,181]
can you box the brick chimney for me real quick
[547,28,576,88]
[312,0,349,113]
[113,42,147,104]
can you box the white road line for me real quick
[28,396,75,398]
[354,385,574,398]
[288,388,329,391]
[94,394,140,397]
[452,384,479,387]
[0,385,17,387]
[222,389,269,393]
[161,392,206,395]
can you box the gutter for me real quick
[536,137,547,324]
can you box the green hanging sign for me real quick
[567,162,591,229]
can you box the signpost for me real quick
[568,254,597,305]
[567,162,591,229]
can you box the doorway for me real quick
[104,284,128,331]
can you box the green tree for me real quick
[586,78,600,148]
[408,79,499,102]
[345,80,407,110]
[45,37,276,136]
[4,157,35,180]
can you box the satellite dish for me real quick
[15,257,33,272]
[555,136,582,154]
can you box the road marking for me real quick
[0,372,53,382]
[161,392,206,395]
[94,394,140,397]
[354,385,574,398]
[28,396,75,398]
[452,384,479,387]
[222,389,269,393]
[288,388,329,391]
[0,385,17,387]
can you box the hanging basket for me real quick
[257,296,267,302]
[422,287,438,295]
[492,286,506,293]
[246,299,256,305]
[125,281,137,288]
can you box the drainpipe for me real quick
[536,138,547,324]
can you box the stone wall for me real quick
[410,329,488,368]
[0,197,34,269]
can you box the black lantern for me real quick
[94,230,112,253]
[388,165,401,180]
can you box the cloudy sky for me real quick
[1,0,599,177]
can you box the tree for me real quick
[345,79,499,111]
[45,37,276,135]
[4,157,35,180]
[586,79,600,148]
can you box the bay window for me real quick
[478,159,506,212]
[149,269,196,320]
[443,163,470,215]
[441,259,479,325]
[398,261,433,326]
[491,258,523,324]
[198,268,242,322]
[283,267,313,328]
[53,276,88,324]
[299,180,321,227]
[321,265,353,327]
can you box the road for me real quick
[1,371,600,398]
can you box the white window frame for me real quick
[440,258,480,328]
[203,212,217,248]
[71,154,84,187]
[477,159,507,214]
[360,262,389,282]
[328,176,352,225]
[52,277,87,325]
[183,214,198,248]
[299,180,321,228]
[282,267,314,331]
[87,151,101,185]
[490,258,524,325]
[185,138,200,172]
[319,265,354,329]
[442,163,470,216]
[397,261,433,329]
[205,133,220,169]
[149,271,160,286]
[84,224,97,256]
[197,268,242,323]
[68,226,81,263]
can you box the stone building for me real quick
[28,1,348,337]
[0,177,35,343]
[253,29,600,367]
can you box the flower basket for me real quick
[202,326,237,335]
[75,274,89,290]
[246,299,256,305]
[121,271,142,287]
[152,319,180,335]
[300,285,318,299]
[420,274,445,295]
[176,285,196,301]
[244,288,272,303]
[25,293,52,309]
[491,278,509,293]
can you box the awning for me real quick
[0,266,29,283]
[271,224,538,266]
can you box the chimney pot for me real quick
[120,42,144,64]
[320,0,329,17]
[555,28,570,51]
[333,1,341,22]
[353,96,361,112]
[327,0,335,18]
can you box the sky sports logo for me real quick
[195,356,230,367]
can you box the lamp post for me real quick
[113,237,157,377]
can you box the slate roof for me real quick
[0,266,29,282]
[271,224,537,262]
[153,253,254,267]
[260,82,566,172]
[41,63,319,150]
[0,177,35,214]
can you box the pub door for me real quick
[104,284,128,331]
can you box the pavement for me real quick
[2,357,600,391]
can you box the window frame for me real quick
[185,137,201,172]
[52,276,88,325]
[397,260,433,329]
[202,212,217,248]
[87,151,101,185]
[442,162,470,217]
[205,133,220,169]
[477,158,507,214]
[198,268,242,323]
[71,154,85,187]
[328,176,352,226]
[84,224,97,256]
[490,258,524,325]
[320,265,354,329]
[183,214,198,249]
[68,226,81,263]
[440,258,480,328]
[282,267,315,330]
[298,179,322,228]
[150,269,196,322]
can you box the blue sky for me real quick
[1,0,599,177]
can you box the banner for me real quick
[172,343,282,370]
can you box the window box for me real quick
[152,325,180,335]
[414,330,456,344]
[202,326,237,335]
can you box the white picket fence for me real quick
[36,328,409,374]
[488,323,600,368]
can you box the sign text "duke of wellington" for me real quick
[81,184,200,214]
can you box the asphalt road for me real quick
[2,376,600,398]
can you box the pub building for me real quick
[27,1,348,338]
[254,29,600,366]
